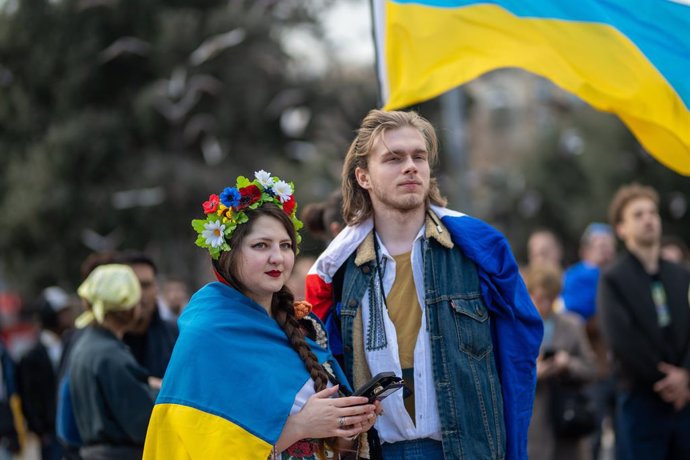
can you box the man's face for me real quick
[56,308,75,335]
[355,126,431,215]
[130,263,158,321]
[528,232,562,268]
[162,281,189,315]
[616,198,661,250]
[583,233,616,267]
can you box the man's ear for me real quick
[329,222,343,238]
[615,222,626,241]
[355,167,371,190]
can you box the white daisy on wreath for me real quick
[254,169,274,188]
[272,180,292,203]
[201,220,226,248]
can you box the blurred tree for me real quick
[0,0,379,295]
[499,97,690,266]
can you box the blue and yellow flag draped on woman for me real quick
[143,282,347,459]
[373,0,690,175]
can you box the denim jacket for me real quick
[336,222,506,460]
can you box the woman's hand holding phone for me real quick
[277,385,377,451]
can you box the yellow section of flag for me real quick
[377,2,690,175]
[143,403,272,460]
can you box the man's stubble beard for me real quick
[633,234,661,250]
[371,185,428,215]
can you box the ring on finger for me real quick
[338,416,346,427]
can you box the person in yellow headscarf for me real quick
[66,264,158,460]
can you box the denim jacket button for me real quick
[348,299,357,307]
[362,265,371,274]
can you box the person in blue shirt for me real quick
[562,222,616,460]
[562,223,616,321]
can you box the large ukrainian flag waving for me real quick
[373,0,690,175]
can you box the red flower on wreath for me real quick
[236,185,261,210]
[282,195,296,216]
[202,194,220,214]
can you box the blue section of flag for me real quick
[437,211,543,460]
[156,282,347,445]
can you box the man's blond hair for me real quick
[341,109,448,225]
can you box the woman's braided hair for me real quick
[273,287,340,458]
[272,286,330,391]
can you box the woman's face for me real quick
[236,215,295,311]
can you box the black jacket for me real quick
[598,249,690,391]
[122,307,178,379]
[18,342,57,436]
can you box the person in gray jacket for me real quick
[68,264,159,460]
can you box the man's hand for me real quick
[537,351,571,380]
[654,362,690,411]
[148,376,163,390]
[552,351,571,374]
[536,355,557,380]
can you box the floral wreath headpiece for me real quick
[192,170,303,260]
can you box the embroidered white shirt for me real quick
[361,230,442,444]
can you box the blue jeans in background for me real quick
[616,390,690,460]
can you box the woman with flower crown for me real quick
[143,171,378,460]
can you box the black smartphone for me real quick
[542,349,556,360]
[353,372,405,403]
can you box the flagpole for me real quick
[370,0,386,108]
[440,87,472,214]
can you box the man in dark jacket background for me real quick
[18,287,74,460]
[598,183,690,460]
[117,251,178,380]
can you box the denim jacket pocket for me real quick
[450,297,493,360]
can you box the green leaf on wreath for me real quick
[236,176,250,188]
